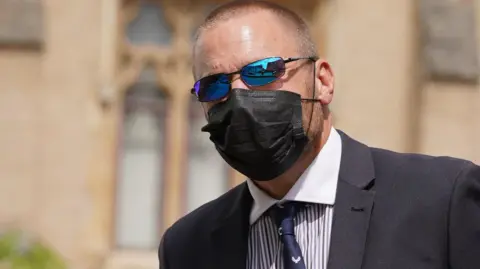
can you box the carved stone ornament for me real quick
[115,0,199,97]
[419,0,479,83]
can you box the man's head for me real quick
[192,0,335,186]
[193,1,334,142]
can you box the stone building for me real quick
[0,0,479,268]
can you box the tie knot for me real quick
[269,202,306,236]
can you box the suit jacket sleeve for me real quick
[158,228,170,269]
[448,161,480,269]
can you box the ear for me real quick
[314,59,334,105]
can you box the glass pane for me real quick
[186,98,229,214]
[126,1,172,45]
[115,79,166,249]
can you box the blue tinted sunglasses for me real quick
[191,56,318,102]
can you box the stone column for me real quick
[327,0,417,152]
[39,0,102,268]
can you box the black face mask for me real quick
[201,88,310,181]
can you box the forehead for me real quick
[194,11,298,78]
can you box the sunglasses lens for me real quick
[194,74,230,102]
[192,57,286,102]
[241,57,285,86]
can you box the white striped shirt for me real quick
[246,128,341,269]
[247,204,334,269]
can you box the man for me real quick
[159,1,480,269]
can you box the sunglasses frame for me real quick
[191,56,319,102]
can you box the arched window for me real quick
[113,0,246,251]
[115,67,166,250]
[114,1,170,250]
[184,3,230,214]
[185,97,229,213]
[125,1,171,45]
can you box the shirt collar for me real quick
[246,127,342,224]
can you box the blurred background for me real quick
[0,0,479,268]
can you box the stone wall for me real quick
[0,0,478,269]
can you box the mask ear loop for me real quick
[301,59,318,136]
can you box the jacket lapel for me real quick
[327,130,376,269]
[211,183,252,269]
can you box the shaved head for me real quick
[192,1,317,77]
[189,0,335,198]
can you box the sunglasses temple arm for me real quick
[284,56,318,63]
[283,57,299,63]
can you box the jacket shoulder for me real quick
[371,148,473,177]
[370,147,475,192]
[161,182,247,245]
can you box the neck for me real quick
[254,118,333,199]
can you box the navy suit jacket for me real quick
[159,130,480,269]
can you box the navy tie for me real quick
[270,202,306,269]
